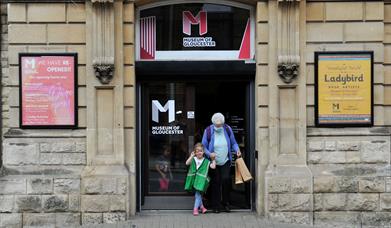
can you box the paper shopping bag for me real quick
[235,163,244,184]
[235,157,253,182]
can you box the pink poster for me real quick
[20,55,76,127]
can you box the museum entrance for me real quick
[138,78,255,210]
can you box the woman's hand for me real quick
[210,153,216,160]
[237,150,242,157]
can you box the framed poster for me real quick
[19,53,78,128]
[315,51,374,127]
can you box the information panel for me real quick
[315,52,373,127]
[19,53,78,128]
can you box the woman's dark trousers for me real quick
[209,161,231,210]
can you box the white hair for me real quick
[211,113,225,125]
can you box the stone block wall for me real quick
[308,128,391,227]
[265,2,391,227]
[80,174,128,224]
[306,2,388,127]
[0,1,6,169]
[1,2,132,226]
[302,3,391,226]
[1,2,131,226]
[0,3,91,227]
[5,3,87,131]
[267,175,313,224]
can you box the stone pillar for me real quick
[87,0,124,165]
[0,2,6,169]
[264,0,313,224]
[82,0,129,224]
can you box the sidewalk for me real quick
[82,212,319,228]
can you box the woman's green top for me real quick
[184,158,211,193]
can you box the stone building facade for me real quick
[0,0,390,227]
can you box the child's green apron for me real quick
[184,158,211,193]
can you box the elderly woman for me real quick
[202,113,241,213]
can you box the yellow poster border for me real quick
[314,51,374,127]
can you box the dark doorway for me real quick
[138,79,253,210]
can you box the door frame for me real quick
[136,61,256,211]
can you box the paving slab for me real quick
[80,212,326,228]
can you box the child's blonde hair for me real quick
[193,143,204,152]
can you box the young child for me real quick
[185,143,216,216]
[155,146,172,191]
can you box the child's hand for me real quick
[210,160,216,169]
[190,151,195,157]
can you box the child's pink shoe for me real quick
[193,208,199,216]
[200,205,207,214]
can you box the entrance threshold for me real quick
[138,209,254,214]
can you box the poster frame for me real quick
[19,53,78,129]
[314,51,374,127]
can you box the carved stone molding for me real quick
[277,0,300,84]
[91,0,115,84]
[93,62,115,84]
[278,63,299,84]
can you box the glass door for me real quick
[141,82,195,209]
[140,80,253,210]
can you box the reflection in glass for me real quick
[147,83,189,194]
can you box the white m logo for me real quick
[24,58,36,69]
[152,100,175,123]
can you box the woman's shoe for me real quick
[200,205,207,214]
[193,208,199,216]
